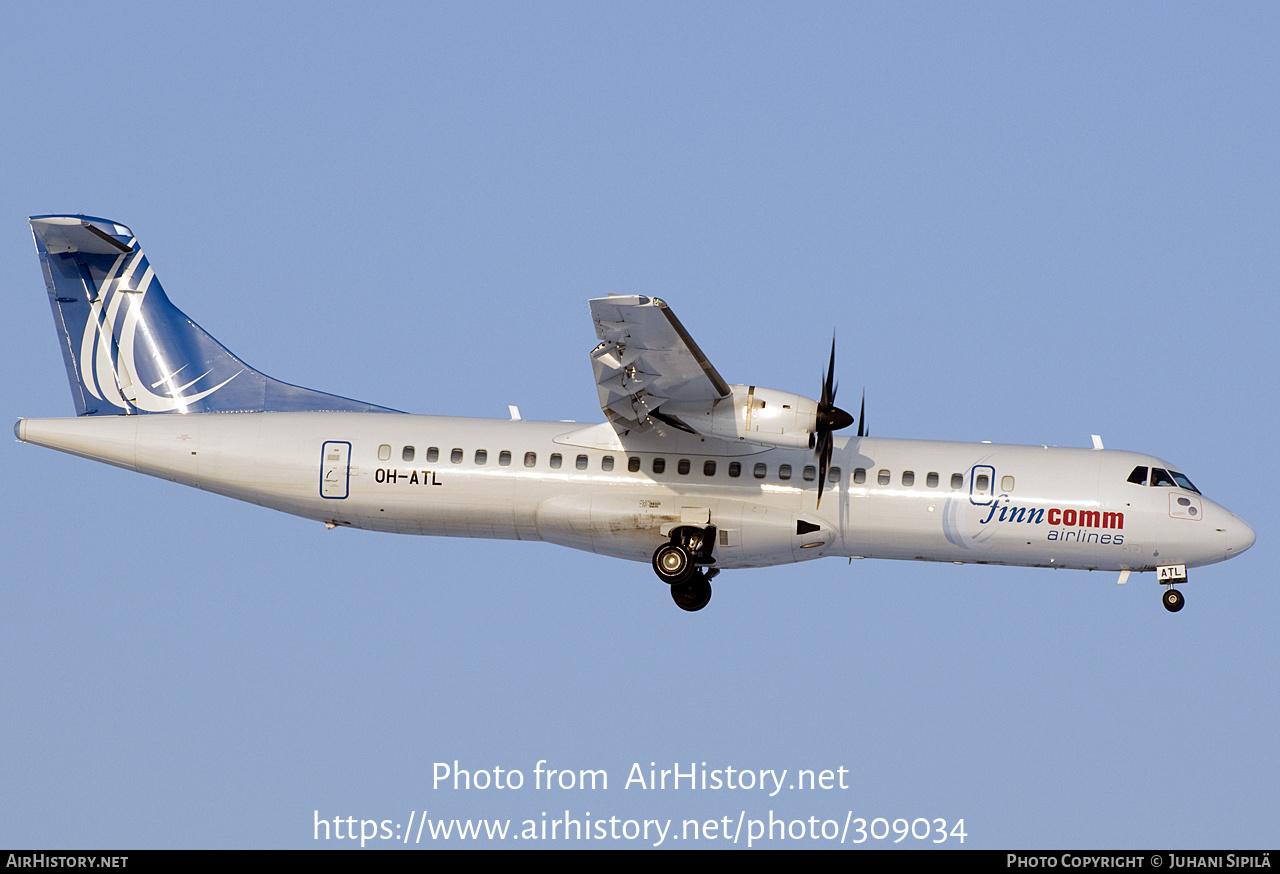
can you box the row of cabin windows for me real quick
[379,446,1019,492]
[852,469,1016,492]
[378,444,841,482]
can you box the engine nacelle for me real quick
[675,385,818,449]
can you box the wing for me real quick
[589,295,730,434]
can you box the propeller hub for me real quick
[821,405,854,433]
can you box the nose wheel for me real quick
[1162,587,1185,613]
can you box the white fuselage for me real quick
[16,412,1255,575]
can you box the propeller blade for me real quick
[822,337,837,407]
[816,432,832,508]
[814,336,850,509]
[857,390,866,438]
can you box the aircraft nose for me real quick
[1223,513,1256,559]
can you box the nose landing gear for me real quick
[652,525,718,612]
[1156,564,1188,613]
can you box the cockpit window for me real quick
[1152,468,1198,496]
[1127,466,1148,486]
[1149,467,1201,494]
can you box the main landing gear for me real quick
[1162,587,1185,613]
[652,525,718,612]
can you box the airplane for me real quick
[16,215,1255,613]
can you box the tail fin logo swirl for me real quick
[33,214,395,416]
[78,246,240,414]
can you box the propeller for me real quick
[815,337,855,507]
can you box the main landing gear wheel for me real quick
[671,572,713,612]
[652,542,695,585]
[1163,588,1185,613]
[653,526,718,609]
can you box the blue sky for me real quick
[2,2,1276,848]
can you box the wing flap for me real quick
[589,296,730,433]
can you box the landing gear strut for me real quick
[1162,587,1185,613]
[652,525,718,611]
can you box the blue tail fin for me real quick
[31,215,398,416]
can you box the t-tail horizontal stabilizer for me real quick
[30,215,398,416]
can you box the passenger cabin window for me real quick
[402,446,415,462]
[976,473,989,491]
[951,473,963,489]
[628,457,640,472]
[878,470,890,485]
[677,459,691,475]
[653,458,666,474]
[902,471,914,487]
[576,454,588,470]
[1002,476,1015,492]
[926,472,939,488]
[602,456,614,471]
[378,444,391,461]
[427,447,439,463]
[829,466,841,484]
[451,448,463,464]
[703,460,716,476]
[499,451,512,466]
[475,449,487,465]
[1128,466,1148,485]
[803,465,816,481]
[779,464,792,480]
[728,462,741,478]
[753,463,767,479]
[523,452,536,468]
[853,468,866,484]
[550,453,562,469]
